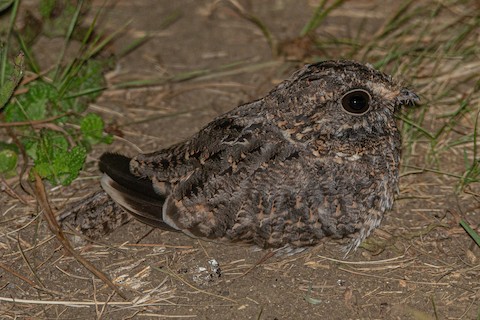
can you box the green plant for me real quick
[0,0,113,185]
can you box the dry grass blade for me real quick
[0,261,37,287]
[32,172,128,300]
[0,113,72,127]
[316,254,408,265]
[17,233,46,288]
[232,250,275,280]
[0,176,29,204]
[0,296,136,306]
[134,314,197,318]
[338,267,450,286]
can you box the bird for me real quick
[70,60,419,253]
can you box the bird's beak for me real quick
[396,88,420,107]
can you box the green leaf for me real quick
[80,113,112,145]
[0,149,17,174]
[32,130,86,186]
[23,137,39,161]
[58,145,87,185]
[4,81,57,122]
[0,141,19,153]
[460,220,480,248]
[0,51,24,109]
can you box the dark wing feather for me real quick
[99,153,179,232]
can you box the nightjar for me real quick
[61,60,418,253]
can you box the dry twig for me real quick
[32,171,128,300]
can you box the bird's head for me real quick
[266,60,419,141]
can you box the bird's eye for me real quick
[340,89,371,115]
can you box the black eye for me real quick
[341,89,371,115]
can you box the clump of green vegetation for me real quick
[0,0,113,185]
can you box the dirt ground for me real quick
[1,1,479,319]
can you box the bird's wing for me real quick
[130,109,271,182]
[104,105,305,240]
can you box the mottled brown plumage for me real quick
[61,60,418,252]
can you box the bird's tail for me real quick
[99,152,178,231]
[58,189,131,239]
